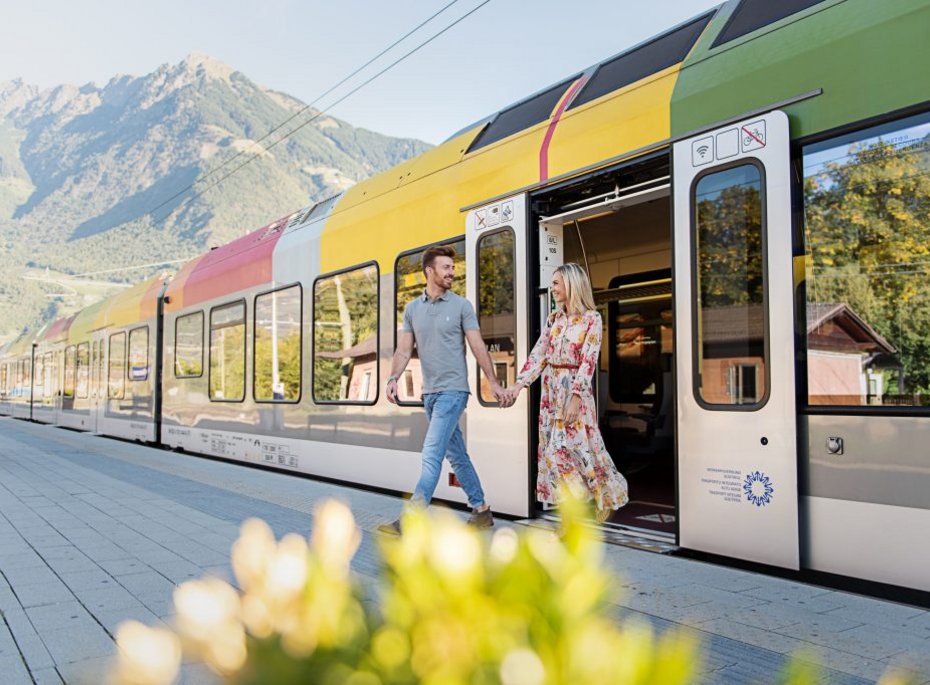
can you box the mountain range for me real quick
[0,53,432,341]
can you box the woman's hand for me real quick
[505,382,525,404]
[562,394,582,425]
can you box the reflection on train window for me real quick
[108,332,126,399]
[64,345,76,398]
[90,342,97,397]
[44,352,53,399]
[313,263,379,404]
[97,343,105,392]
[394,239,466,403]
[76,342,89,398]
[254,285,302,402]
[129,327,149,382]
[34,354,45,401]
[611,303,673,403]
[803,111,930,407]
[477,228,516,404]
[175,312,204,378]
[209,302,246,402]
[693,162,767,407]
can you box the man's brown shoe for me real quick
[467,508,494,529]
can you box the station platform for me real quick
[1,416,929,685]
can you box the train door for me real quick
[464,194,532,517]
[92,330,108,432]
[673,110,799,568]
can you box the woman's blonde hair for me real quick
[556,262,596,315]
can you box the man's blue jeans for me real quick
[412,391,486,509]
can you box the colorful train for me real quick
[2,0,929,597]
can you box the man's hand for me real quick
[492,382,515,408]
[503,382,524,406]
[386,378,399,404]
[562,394,582,424]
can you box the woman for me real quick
[508,263,628,522]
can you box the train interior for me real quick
[531,153,675,537]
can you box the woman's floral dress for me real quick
[516,308,629,516]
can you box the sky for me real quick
[0,0,717,145]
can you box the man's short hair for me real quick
[422,244,457,274]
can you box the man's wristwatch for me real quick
[386,375,397,385]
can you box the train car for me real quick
[57,276,167,440]
[31,314,74,425]
[3,0,929,596]
[0,328,41,420]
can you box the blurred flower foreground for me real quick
[110,495,701,685]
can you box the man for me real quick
[380,244,512,533]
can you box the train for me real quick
[2,0,929,597]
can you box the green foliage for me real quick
[313,266,378,401]
[254,331,301,402]
[695,170,764,307]
[477,232,515,319]
[805,134,930,395]
[209,324,245,401]
[111,494,704,685]
[0,60,431,342]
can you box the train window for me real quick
[129,327,149,381]
[108,332,126,399]
[97,344,105,392]
[394,238,466,404]
[254,284,302,403]
[711,0,826,48]
[90,342,97,396]
[175,312,204,378]
[312,263,379,404]
[476,228,517,404]
[64,345,76,398]
[693,162,767,408]
[76,342,89,398]
[467,77,578,153]
[803,111,930,408]
[209,301,246,402]
[44,352,53,398]
[570,12,714,110]
[34,354,44,400]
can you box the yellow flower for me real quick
[311,499,361,574]
[173,578,247,674]
[111,620,181,685]
[500,648,545,685]
[231,518,276,592]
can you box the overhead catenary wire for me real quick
[149,0,491,225]
[152,0,462,216]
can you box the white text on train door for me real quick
[673,110,799,569]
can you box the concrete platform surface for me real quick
[1,417,929,684]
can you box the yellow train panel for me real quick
[545,65,679,179]
[320,120,555,272]
[318,65,682,274]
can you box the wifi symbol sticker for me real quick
[691,137,714,166]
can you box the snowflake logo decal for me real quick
[743,471,774,507]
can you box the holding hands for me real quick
[498,382,524,407]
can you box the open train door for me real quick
[464,194,531,517]
[673,111,799,569]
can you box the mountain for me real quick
[0,54,432,341]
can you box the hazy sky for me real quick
[1,0,716,144]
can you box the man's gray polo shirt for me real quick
[402,290,479,394]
